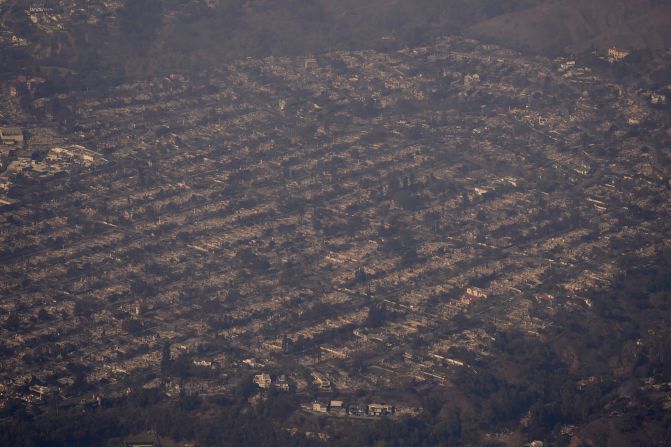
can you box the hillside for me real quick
[470,0,671,54]
[2,0,669,83]
[0,0,549,80]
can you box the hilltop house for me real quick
[253,373,272,389]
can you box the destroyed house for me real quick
[312,401,328,413]
[368,403,394,416]
[348,404,365,416]
[466,287,487,299]
[0,127,23,145]
[274,374,290,391]
[329,400,346,415]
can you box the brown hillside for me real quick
[570,5,671,53]
[469,0,671,54]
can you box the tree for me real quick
[354,267,368,283]
[364,303,388,328]
[161,341,172,378]
[121,318,143,336]
[234,373,256,402]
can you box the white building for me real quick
[253,373,272,389]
